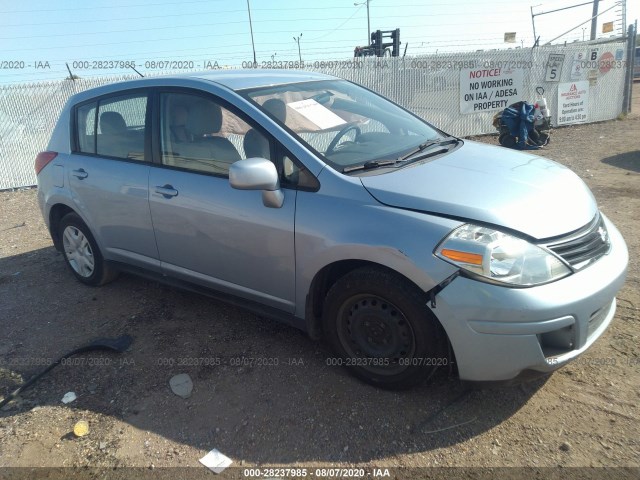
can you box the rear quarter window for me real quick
[76,102,97,154]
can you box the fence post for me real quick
[622,23,637,114]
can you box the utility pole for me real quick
[246,0,257,66]
[530,5,538,44]
[354,0,371,43]
[293,34,302,63]
[590,0,599,40]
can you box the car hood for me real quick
[360,140,597,240]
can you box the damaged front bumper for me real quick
[430,216,628,382]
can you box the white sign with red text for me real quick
[557,81,589,125]
[459,67,524,114]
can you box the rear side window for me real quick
[96,94,147,160]
[75,93,148,161]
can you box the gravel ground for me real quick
[0,93,639,479]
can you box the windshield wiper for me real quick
[342,136,460,173]
[342,159,399,173]
[398,136,460,162]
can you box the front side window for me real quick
[160,92,266,176]
[242,80,444,172]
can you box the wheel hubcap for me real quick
[337,295,416,375]
[62,226,95,278]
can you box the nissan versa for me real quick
[36,70,628,389]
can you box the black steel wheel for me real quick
[323,267,446,389]
[336,294,416,376]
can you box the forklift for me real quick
[354,29,401,57]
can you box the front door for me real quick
[148,91,296,312]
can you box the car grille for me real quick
[546,215,610,269]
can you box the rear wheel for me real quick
[59,213,118,286]
[322,267,446,389]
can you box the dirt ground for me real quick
[0,91,639,479]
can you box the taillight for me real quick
[35,151,58,175]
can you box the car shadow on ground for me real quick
[601,150,640,173]
[0,247,548,464]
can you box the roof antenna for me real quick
[131,66,144,77]
[65,62,77,81]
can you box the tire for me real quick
[499,133,517,149]
[539,132,550,146]
[322,267,446,389]
[59,212,118,286]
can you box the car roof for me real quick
[189,69,337,90]
[65,69,340,106]
[67,69,338,105]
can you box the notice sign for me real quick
[460,67,524,114]
[557,81,589,125]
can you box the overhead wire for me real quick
[0,0,616,85]
[0,0,527,15]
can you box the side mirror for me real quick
[229,157,284,208]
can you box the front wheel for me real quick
[59,212,118,286]
[322,267,447,389]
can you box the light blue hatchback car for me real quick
[36,70,628,389]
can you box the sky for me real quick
[0,0,638,85]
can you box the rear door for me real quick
[147,89,297,312]
[68,91,159,271]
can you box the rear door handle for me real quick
[155,185,179,198]
[72,169,88,179]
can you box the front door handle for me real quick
[155,185,179,198]
[72,168,88,180]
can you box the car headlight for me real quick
[435,224,571,286]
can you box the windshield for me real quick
[241,80,445,171]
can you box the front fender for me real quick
[294,186,461,319]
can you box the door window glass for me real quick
[160,92,270,176]
[95,94,147,160]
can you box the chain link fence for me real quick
[0,76,138,190]
[0,39,630,190]
[313,40,628,135]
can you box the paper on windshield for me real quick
[287,98,346,130]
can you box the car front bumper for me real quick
[432,214,628,382]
